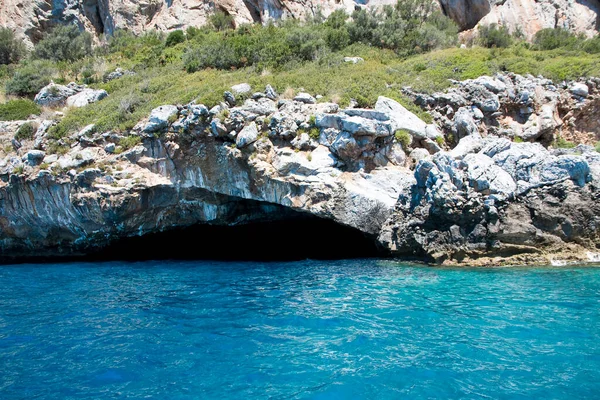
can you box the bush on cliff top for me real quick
[0,28,26,66]
[0,99,41,121]
[34,25,93,62]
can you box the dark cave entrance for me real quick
[89,217,384,262]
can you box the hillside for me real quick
[0,3,600,264]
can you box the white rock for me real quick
[236,122,259,148]
[231,83,251,95]
[66,89,108,108]
[374,96,428,139]
[341,115,391,137]
[294,93,316,104]
[343,57,364,64]
[570,82,589,98]
[34,83,77,107]
[462,153,516,197]
[143,105,178,133]
[450,134,483,159]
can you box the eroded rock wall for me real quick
[1,74,600,265]
[2,0,598,47]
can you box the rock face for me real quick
[2,0,597,47]
[404,73,600,147]
[1,74,600,265]
[0,0,391,46]
[439,0,491,30]
[474,0,600,40]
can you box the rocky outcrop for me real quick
[1,74,600,265]
[474,0,600,40]
[404,73,600,146]
[439,0,491,30]
[34,82,107,108]
[2,0,597,47]
[0,0,392,46]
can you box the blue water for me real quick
[1,260,600,399]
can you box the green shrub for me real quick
[553,136,576,149]
[582,36,600,54]
[34,25,92,62]
[166,30,186,47]
[210,11,234,32]
[595,141,600,153]
[120,135,142,150]
[394,129,412,150]
[533,28,581,51]
[5,60,55,97]
[478,24,513,48]
[309,127,320,140]
[14,122,37,140]
[0,28,26,65]
[0,99,41,120]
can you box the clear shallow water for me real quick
[1,260,600,399]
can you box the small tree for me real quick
[478,24,513,48]
[165,30,185,47]
[0,28,26,65]
[210,11,234,32]
[5,61,55,97]
[533,28,581,50]
[34,25,92,62]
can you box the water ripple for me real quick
[1,260,600,399]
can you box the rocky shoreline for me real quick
[1,73,599,265]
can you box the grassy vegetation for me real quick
[1,2,600,143]
[394,129,412,150]
[0,99,40,120]
[553,136,576,149]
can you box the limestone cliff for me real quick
[1,74,600,265]
[1,0,598,47]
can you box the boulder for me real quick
[570,82,589,98]
[341,116,391,137]
[236,122,259,148]
[330,131,361,161]
[66,88,107,108]
[454,107,479,139]
[34,83,77,107]
[450,134,484,159]
[231,83,251,95]
[224,91,236,107]
[25,150,45,166]
[241,98,277,115]
[143,105,178,133]
[104,143,116,154]
[104,68,135,82]
[265,85,278,100]
[374,96,428,139]
[294,93,316,104]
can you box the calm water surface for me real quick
[1,260,599,399]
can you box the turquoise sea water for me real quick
[1,260,599,399]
